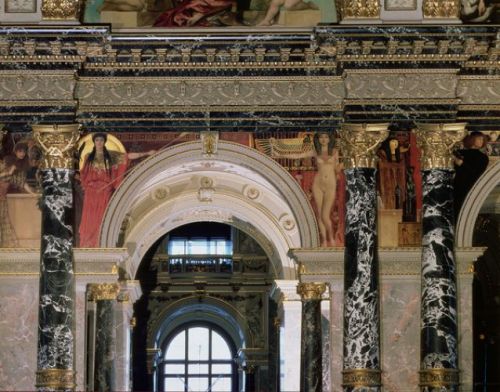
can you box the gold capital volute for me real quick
[32,124,80,170]
[338,123,389,169]
[414,123,467,170]
[297,282,326,300]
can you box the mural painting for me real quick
[0,129,497,249]
[83,0,338,27]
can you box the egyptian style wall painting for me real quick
[0,130,497,249]
[83,0,338,28]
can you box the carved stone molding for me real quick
[414,123,467,170]
[76,78,345,107]
[32,124,80,170]
[345,71,458,100]
[339,123,389,169]
[457,78,500,104]
[423,0,460,18]
[0,71,76,101]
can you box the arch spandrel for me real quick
[100,140,319,280]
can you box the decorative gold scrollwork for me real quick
[422,0,460,18]
[339,0,381,19]
[42,0,82,20]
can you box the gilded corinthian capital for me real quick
[42,0,82,20]
[414,123,467,170]
[32,124,80,170]
[297,282,326,300]
[338,123,389,169]
[88,283,120,301]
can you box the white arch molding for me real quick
[456,161,500,247]
[100,141,320,280]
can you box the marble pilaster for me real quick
[88,283,120,392]
[415,123,467,392]
[338,123,388,391]
[33,124,80,392]
[297,282,326,392]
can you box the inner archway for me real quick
[100,140,320,280]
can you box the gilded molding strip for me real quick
[419,368,459,388]
[35,369,76,390]
[342,369,382,387]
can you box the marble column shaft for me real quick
[339,124,387,391]
[37,168,76,391]
[420,170,458,388]
[416,123,466,391]
[343,168,380,391]
[34,124,79,392]
[300,297,323,392]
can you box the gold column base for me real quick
[419,368,459,388]
[35,369,76,390]
[342,368,381,387]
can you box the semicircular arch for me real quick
[100,141,319,280]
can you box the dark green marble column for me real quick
[298,282,326,392]
[415,123,467,392]
[89,283,120,392]
[33,124,80,392]
[339,124,388,391]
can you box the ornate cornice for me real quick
[32,124,80,170]
[414,123,467,170]
[339,123,389,169]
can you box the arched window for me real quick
[159,323,238,392]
